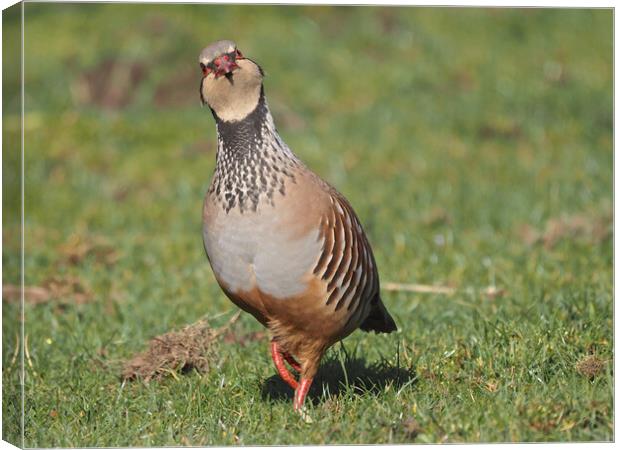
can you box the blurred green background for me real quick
[2,4,612,445]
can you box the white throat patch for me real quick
[201,59,262,122]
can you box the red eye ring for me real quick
[201,64,212,76]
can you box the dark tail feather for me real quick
[360,297,397,333]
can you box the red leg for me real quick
[270,341,298,390]
[283,352,302,372]
[293,378,313,411]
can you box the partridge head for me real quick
[199,40,397,416]
[199,40,263,122]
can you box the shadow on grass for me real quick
[260,356,417,405]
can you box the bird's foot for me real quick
[293,378,314,422]
[297,405,314,424]
[270,340,298,389]
[271,341,314,422]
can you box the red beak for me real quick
[201,50,244,79]
[213,55,239,79]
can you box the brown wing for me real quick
[312,191,380,330]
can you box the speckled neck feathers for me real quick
[207,91,302,214]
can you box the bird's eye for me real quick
[200,62,206,69]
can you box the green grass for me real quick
[3,4,613,445]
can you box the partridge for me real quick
[199,40,397,412]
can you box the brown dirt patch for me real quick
[73,58,147,109]
[42,276,92,304]
[576,355,606,379]
[479,118,522,140]
[529,419,557,433]
[399,416,422,440]
[121,312,240,382]
[517,209,612,249]
[3,285,49,304]
[422,207,452,227]
[58,233,120,266]
[3,276,92,305]
[154,68,197,108]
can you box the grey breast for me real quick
[203,198,323,300]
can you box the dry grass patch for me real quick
[58,233,120,266]
[122,313,240,382]
[517,209,612,249]
[3,276,92,305]
[575,355,607,379]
